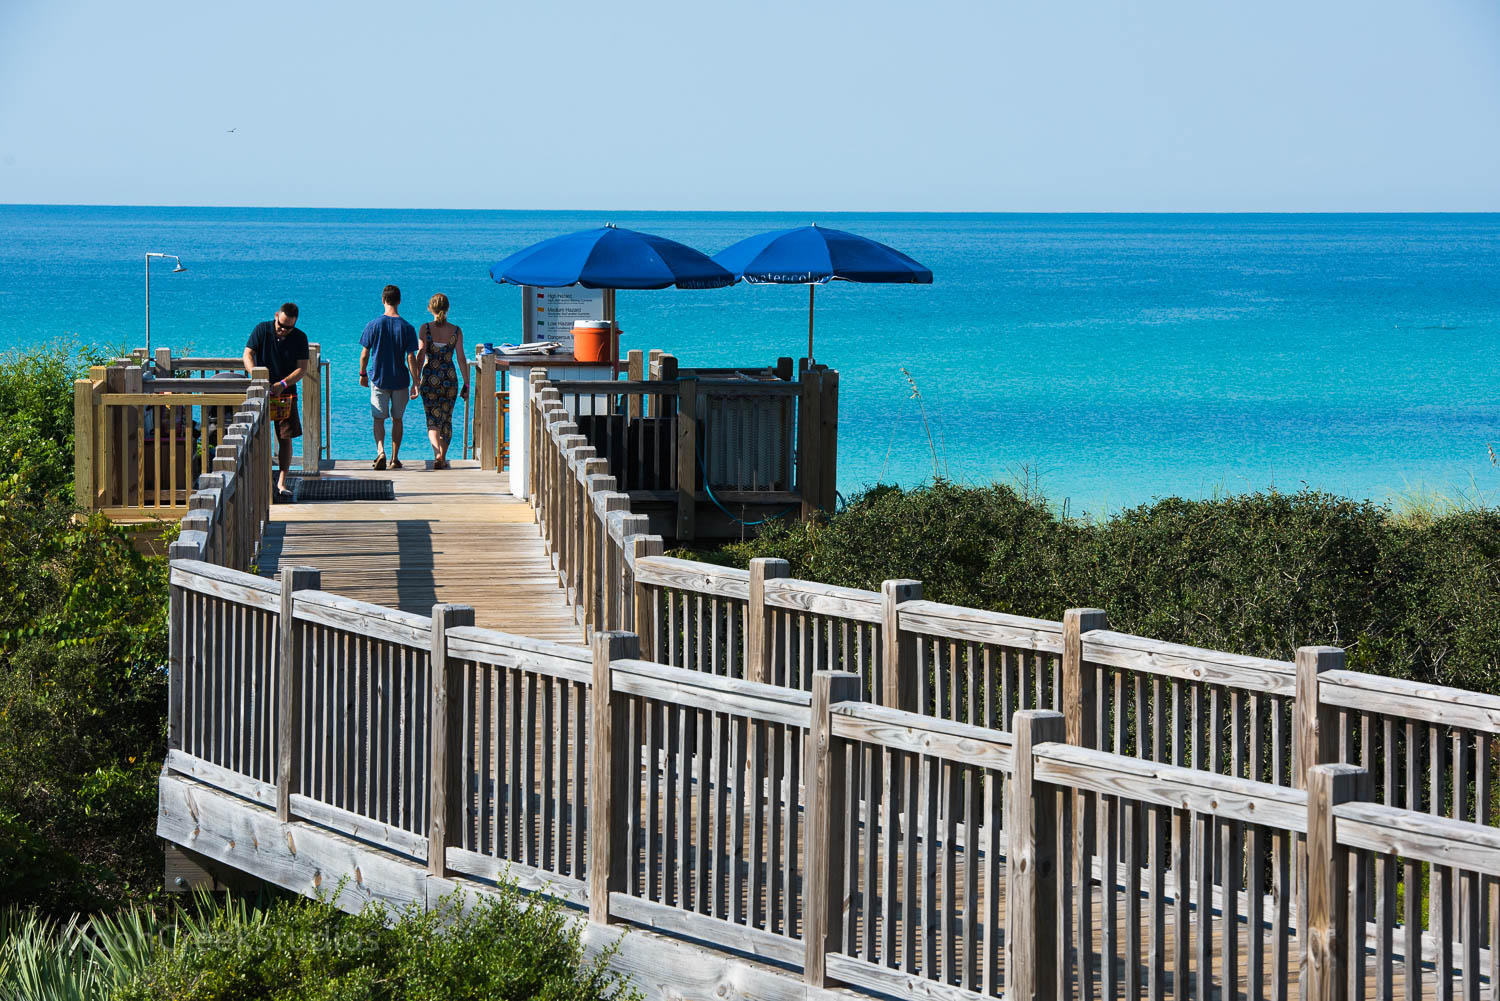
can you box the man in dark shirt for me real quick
[244,302,310,501]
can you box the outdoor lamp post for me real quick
[145,252,187,358]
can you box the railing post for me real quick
[804,669,863,988]
[73,378,95,511]
[1062,607,1107,993]
[154,346,173,374]
[1008,709,1067,1001]
[632,535,664,660]
[1293,644,1344,988]
[276,566,321,822]
[1062,608,1109,738]
[799,367,823,520]
[599,494,630,630]
[656,353,676,420]
[477,353,498,469]
[428,602,476,878]
[819,369,839,514]
[579,458,608,606]
[589,630,641,924]
[675,376,697,542]
[557,435,588,593]
[584,473,616,629]
[1294,646,1344,787]
[617,513,649,632]
[880,579,923,709]
[1306,763,1365,1001]
[627,349,644,418]
[747,558,791,685]
[123,362,144,507]
[300,342,321,477]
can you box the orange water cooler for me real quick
[570,320,614,363]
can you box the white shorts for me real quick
[370,386,410,421]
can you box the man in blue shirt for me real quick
[358,284,420,469]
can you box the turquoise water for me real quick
[3,205,1499,514]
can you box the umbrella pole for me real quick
[808,284,815,364]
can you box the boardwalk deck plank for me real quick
[257,460,582,645]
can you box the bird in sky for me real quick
[226,127,238,134]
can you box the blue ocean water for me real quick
[3,205,1499,515]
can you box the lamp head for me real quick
[172,263,187,273]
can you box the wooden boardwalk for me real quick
[256,460,582,644]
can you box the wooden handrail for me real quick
[164,541,1500,1001]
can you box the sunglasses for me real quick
[275,320,295,332]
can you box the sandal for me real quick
[373,454,387,471]
[391,459,403,470]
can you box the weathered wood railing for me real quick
[74,356,258,520]
[152,346,326,474]
[163,551,1500,1001]
[161,374,274,570]
[529,352,836,543]
[527,360,1500,820]
[519,359,1500,1001]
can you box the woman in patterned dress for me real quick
[415,293,469,469]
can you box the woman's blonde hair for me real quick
[428,293,450,321]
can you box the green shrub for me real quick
[116,888,639,1001]
[708,480,1500,693]
[0,341,105,503]
[0,903,161,1001]
[1081,491,1394,667]
[0,343,169,916]
[1382,509,1500,690]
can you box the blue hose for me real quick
[696,438,798,527]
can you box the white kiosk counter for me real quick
[493,353,613,499]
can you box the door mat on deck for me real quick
[293,478,395,502]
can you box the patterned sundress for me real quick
[419,322,460,447]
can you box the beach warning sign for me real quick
[523,286,604,352]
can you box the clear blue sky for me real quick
[3,0,1499,211]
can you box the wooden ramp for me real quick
[256,460,581,644]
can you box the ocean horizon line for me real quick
[5,202,1500,218]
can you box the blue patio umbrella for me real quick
[713,224,933,362]
[490,224,734,291]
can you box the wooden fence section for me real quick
[164,554,1500,1001]
[528,354,836,543]
[526,364,1500,808]
[162,375,274,571]
[74,358,256,521]
[153,347,328,475]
